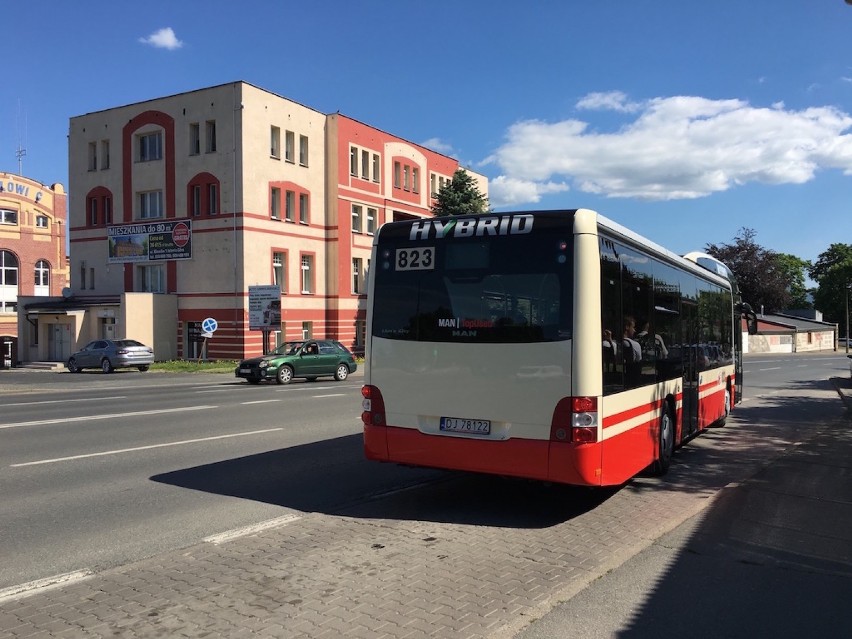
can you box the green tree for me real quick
[809,243,852,336]
[431,168,490,217]
[775,253,812,309]
[705,228,791,313]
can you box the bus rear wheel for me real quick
[651,405,674,476]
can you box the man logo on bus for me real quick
[409,214,534,241]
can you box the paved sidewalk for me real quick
[517,375,852,638]
[0,376,849,638]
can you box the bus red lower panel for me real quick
[600,418,657,485]
[365,425,602,486]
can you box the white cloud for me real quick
[487,93,852,205]
[576,91,641,113]
[139,27,184,50]
[489,176,569,207]
[421,137,455,156]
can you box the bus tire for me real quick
[651,403,674,476]
[715,387,731,427]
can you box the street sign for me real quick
[202,317,218,334]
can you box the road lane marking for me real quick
[10,428,283,467]
[203,513,302,544]
[0,405,217,430]
[240,399,282,405]
[758,367,781,371]
[0,570,92,604]
[312,394,346,398]
[4,396,128,407]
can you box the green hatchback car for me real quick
[235,339,358,385]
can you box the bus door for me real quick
[680,296,700,438]
[681,345,700,437]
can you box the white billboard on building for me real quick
[248,285,281,330]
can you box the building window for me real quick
[299,193,308,224]
[138,264,166,293]
[361,150,370,180]
[299,135,309,166]
[271,125,281,158]
[352,204,363,233]
[208,184,218,214]
[191,185,202,216]
[89,267,95,290]
[36,215,49,228]
[0,209,17,225]
[393,162,401,188]
[88,142,97,171]
[34,260,50,287]
[366,207,376,235]
[412,167,419,193]
[301,321,313,340]
[403,166,410,191]
[285,190,295,222]
[80,262,86,290]
[271,187,281,220]
[205,120,217,153]
[350,147,358,176]
[285,130,295,162]
[89,198,98,226]
[138,190,164,219]
[352,257,364,294]
[101,140,110,170]
[1,251,19,313]
[301,254,314,294]
[189,123,200,155]
[138,131,162,162]
[273,252,286,293]
[373,154,380,183]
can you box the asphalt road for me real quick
[0,370,441,590]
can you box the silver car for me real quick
[67,339,154,373]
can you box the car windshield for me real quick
[271,341,305,356]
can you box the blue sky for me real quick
[4,1,851,268]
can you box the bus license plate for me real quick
[440,417,491,435]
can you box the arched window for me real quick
[0,250,19,312]
[35,259,50,295]
[187,172,221,217]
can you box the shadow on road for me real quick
[152,378,846,533]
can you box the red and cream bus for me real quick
[361,209,756,486]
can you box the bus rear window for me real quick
[372,231,573,343]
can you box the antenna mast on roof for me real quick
[15,99,27,175]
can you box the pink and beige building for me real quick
[16,81,487,363]
[1,172,68,365]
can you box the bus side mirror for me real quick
[736,302,759,336]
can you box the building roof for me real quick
[755,312,837,334]
[24,295,121,313]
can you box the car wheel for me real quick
[651,403,674,476]
[334,364,349,382]
[138,365,150,372]
[101,359,114,374]
[67,358,80,373]
[276,365,294,385]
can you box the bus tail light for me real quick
[550,396,598,443]
[361,385,386,426]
